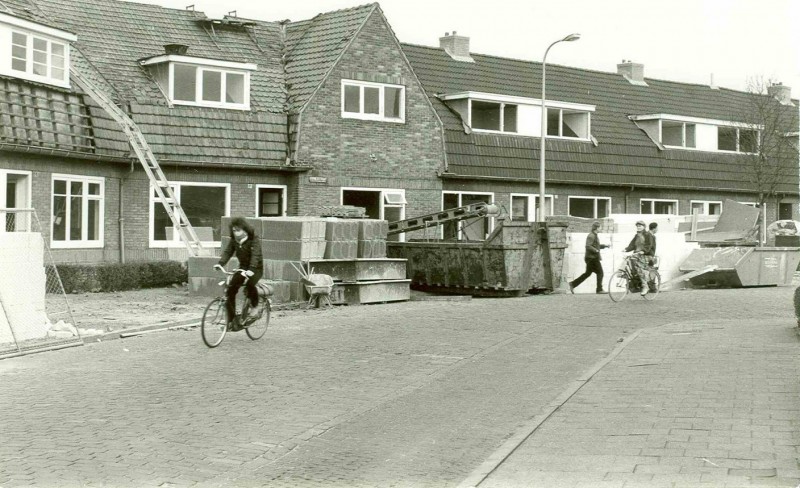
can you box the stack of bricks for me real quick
[323,218,359,259]
[357,219,389,258]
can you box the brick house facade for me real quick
[0,0,797,266]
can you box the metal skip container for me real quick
[679,246,800,287]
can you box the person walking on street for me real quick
[646,222,658,264]
[213,217,263,330]
[625,220,652,295]
[569,221,609,294]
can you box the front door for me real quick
[2,172,31,232]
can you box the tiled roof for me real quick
[14,0,290,166]
[282,3,376,113]
[402,44,799,194]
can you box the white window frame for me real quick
[567,196,611,219]
[546,107,592,140]
[469,99,518,134]
[689,200,722,216]
[632,114,762,154]
[442,191,495,240]
[341,80,406,123]
[660,120,696,149]
[509,193,554,222]
[50,174,104,249]
[640,198,679,215]
[254,184,287,217]
[1,13,75,88]
[0,169,32,232]
[139,55,255,110]
[149,181,230,248]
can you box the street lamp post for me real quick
[538,33,580,222]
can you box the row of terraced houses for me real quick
[0,0,798,264]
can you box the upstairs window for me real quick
[341,80,405,122]
[140,55,255,110]
[1,15,75,88]
[661,120,696,148]
[718,127,759,153]
[547,108,590,139]
[471,100,517,133]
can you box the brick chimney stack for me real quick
[439,31,474,63]
[617,60,647,86]
[767,83,793,105]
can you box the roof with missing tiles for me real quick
[402,43,799,194]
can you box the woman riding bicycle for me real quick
[213,217,263,330]
[624,220,653,296]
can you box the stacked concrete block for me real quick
[357,219,389,258]
[324,218,359,259]
[260,217,327,261]
[188,255,239,297]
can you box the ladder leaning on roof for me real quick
[69,66,210,257]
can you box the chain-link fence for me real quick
[0,208,81,357]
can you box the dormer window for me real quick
[139,55,255,110]
[1,13,75,88]
[439,91,594,140]
[631,114,761,154]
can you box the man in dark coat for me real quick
[625,220,652,295]
[569,221,609,294]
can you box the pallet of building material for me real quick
[323,218,359,259]
[357,219,389,241]
[263,259,306,281]
[318,205,366,218]
[329,279,411,305]
[261,239,326,261]
[260,217,327,241]
[188,256,240,278]
[357,239,387,258]
[306,258,407,282]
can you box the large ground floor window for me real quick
[51,174,103,248]
[509,194,554,222]
[442,191,494,240]
[640,199,678,214]
[568,196,610,219]
[341,187,406,242]
[150,182,229,247]
[690,200,722,216]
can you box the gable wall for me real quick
[292,11,444,219]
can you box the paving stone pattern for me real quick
[0,286,797,487]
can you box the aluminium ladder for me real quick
[69,66,208,257]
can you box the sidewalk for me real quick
[472,316,800,488]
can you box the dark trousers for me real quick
[570,258,604,292]
[225,269,263,323]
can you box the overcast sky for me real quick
[124,0,800,96]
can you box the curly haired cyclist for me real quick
[213,217,263,330]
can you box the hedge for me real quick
[50,260,188,293]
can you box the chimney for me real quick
[164,43,189,55]
[439,31,474,63]
[617,60,647,86]
[768,83,793,105]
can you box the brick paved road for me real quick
[0,286,796,487]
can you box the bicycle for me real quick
[201,268,271,348]
[608,254,661,302]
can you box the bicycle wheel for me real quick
[201,298,228,348]
[245,299,271,340]
[608,270,629,302]
[643,270,661,301]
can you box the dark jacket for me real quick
[584,230,605,261]
[218,234,263,272]
[625,231,651,254]
[644,231,656,257]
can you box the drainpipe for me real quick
[118,162,135,263]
